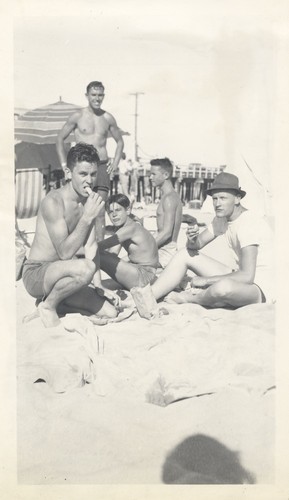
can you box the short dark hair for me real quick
[86,81,105,93]
[150,157,173,178]
[105,193,130,211]
[67,142,99,170]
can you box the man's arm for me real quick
[91,249,121,306]
[191,245,258,288]
[98,223,135,251]
[42,192,104,260]
[56,112,80,168]
[84,225,98,260]
[186,226,215,251]
[105,114,124,175]
[154,196,177,248]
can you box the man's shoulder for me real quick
[162,188,182,205]
[101,109,117,124]
[69,108,85,122]
[235,210,273,237]
[235,210,263,227]
[41,189,65,214]
[136,222,152,240]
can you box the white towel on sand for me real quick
[18,304,274,402]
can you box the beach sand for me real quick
[16,207,275,484]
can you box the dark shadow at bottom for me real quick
[162,434,255,484]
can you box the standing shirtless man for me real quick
[56,81,124,241]
[150,158,183,268]
[22,143,117,327]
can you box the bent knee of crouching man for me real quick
[75,258,96,284]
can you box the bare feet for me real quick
[23,301,61,327]
[164,289,202,304]
[87,307,135,325]
[22,308,40,323]
[38,301,61,327]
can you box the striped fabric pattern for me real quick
[14,100,82,145]
[15,168,46,219]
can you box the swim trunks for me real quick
[158,241,178,268]
[93,160,110,194]
[232,269,267,303]
[130,263,157,287]
[22,259,51,299]
[254,283,266,303]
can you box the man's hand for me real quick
[186,223,199,242]
[94,285,121,308]
[103,289,121,308]
[83,191,104,224]
[190,276,209,289]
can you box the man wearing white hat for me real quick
[149,172,274,308]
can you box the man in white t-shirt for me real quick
[150,172,274,308]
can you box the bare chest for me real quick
[64,201,83,233]
[76,112,109,137]
[156,200,165,219]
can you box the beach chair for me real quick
[15,166,50,247]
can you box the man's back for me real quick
[156,189,182,244]
[121,219,158,267]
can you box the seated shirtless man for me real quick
[150,158,182,268]
[97,194,159,290]
[22,143,117,327]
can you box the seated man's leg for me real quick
[167,278,263,308]
[58,285,117,319]
[195,278,262,308]
[100,251,144,290]
[151,248,231,301]
[39,258,96,327]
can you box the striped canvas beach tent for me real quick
[14,98,82,144]
[15,166,49,219]
[15,165,50,250]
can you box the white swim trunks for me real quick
[158,241,178,269]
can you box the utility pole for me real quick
[129,92,144,161]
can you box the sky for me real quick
[11,0,289,213]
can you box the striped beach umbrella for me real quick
[14,97,130,145]
[14,98,82,145]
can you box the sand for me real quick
[16,207,275,485]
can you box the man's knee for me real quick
[210,278,235,300]
[177,247,195,265]
[74,259,96,284]
[175,247,190,260]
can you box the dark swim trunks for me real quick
[22,259,51,299]
[254,283,266,303]
[130,263,157,287]
[93,160,110,194]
